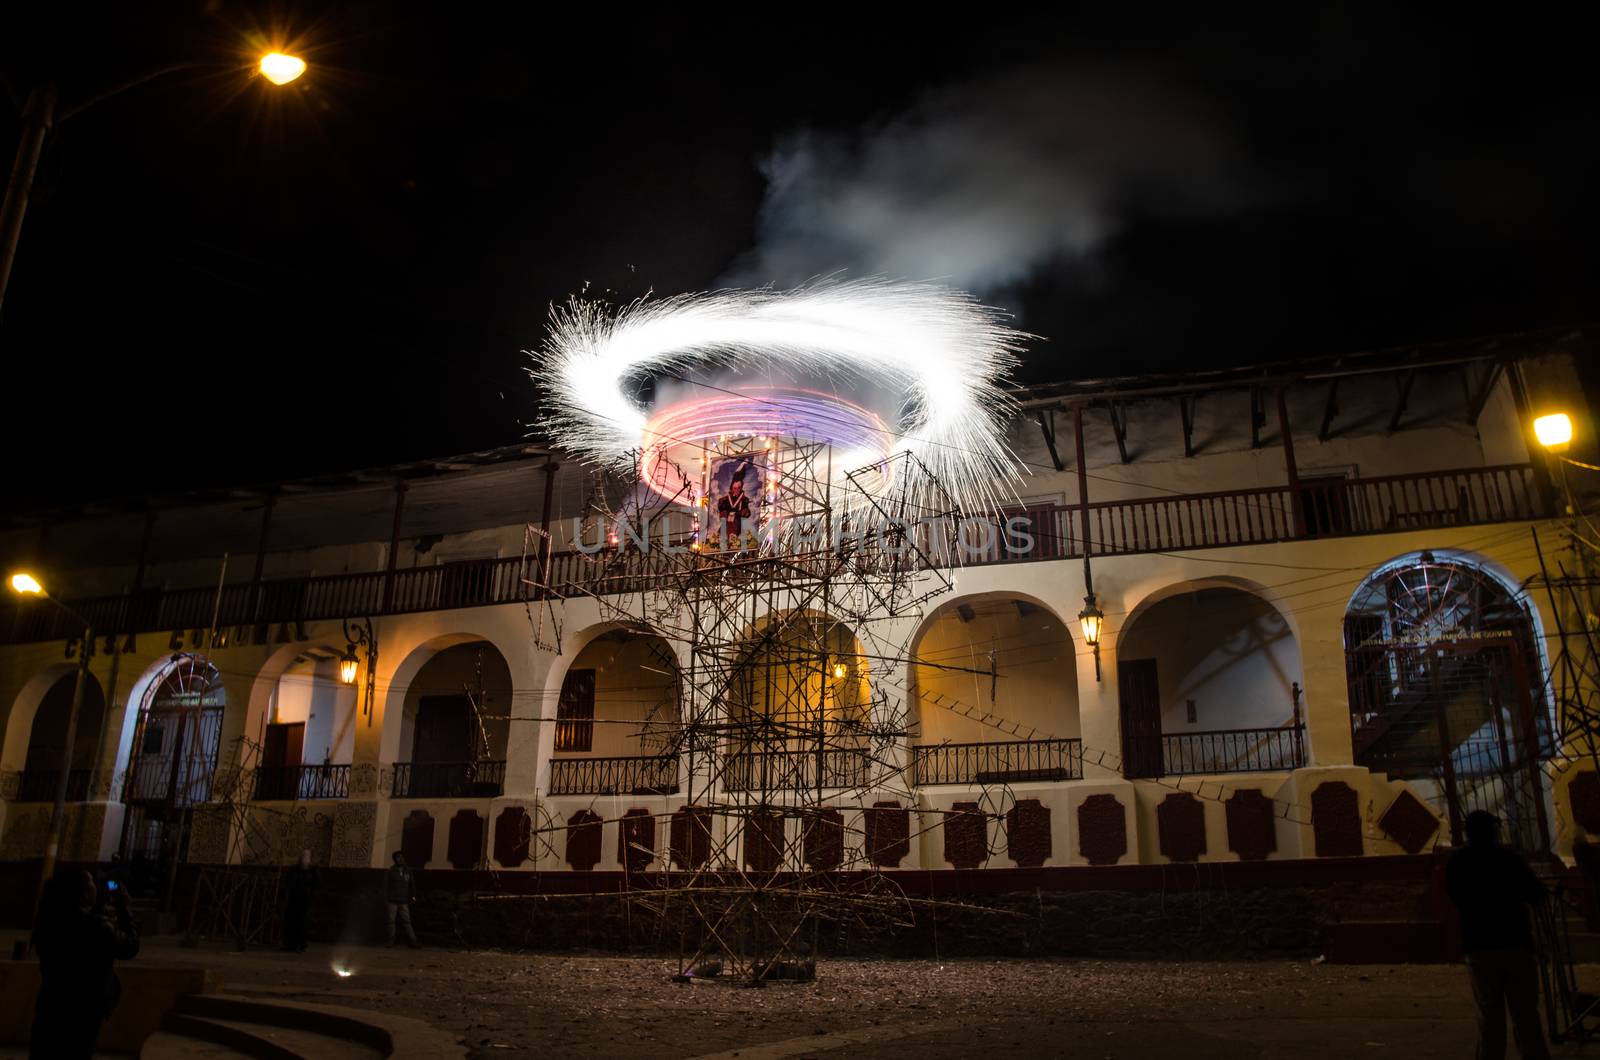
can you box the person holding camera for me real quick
[29,868,140,1059]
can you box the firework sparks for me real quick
[531,280,1029,515]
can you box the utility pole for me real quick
[0,84,57,314]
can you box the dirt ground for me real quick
[112,936,1600,1059]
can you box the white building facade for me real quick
[1,335,1594,885]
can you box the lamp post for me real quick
[1077,557,1106,681]
[0,50,307,313]
[341,616,377,725]
[1533,412,1578,516]
[8,573,91,899]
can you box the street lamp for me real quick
[1534,412,1573,453]
[1078,592,1105,681]
[258,53,308,86]
[7,572,91,903]
[0,49,310,312]
[341,617,377,724]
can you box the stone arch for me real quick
[4,666,105,799]
[1115,577,1303,738]
[383,635,513,798]
[3,663,80,777]
[1343,549,1550,848]
[243,640,356,767]
[907,591,1079,752]
[378,627,522,766]
[727,608,870,752]
[542,620,683,759]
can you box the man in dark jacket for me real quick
[1444,810,1550,1060]
[282,849,319,952]
[384,851,418,948]
[30,868,140,1059]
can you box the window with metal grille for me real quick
[556,668,596,752]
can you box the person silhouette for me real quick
[282,849,319,953]
[29,868,139,1059]
[1444,810,1550,1060]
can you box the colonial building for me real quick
[1,329,1594,896]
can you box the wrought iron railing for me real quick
[0,464,1549,643]
[390,759,505,799]
[548,754,678,795]
[911,738,1084,785]
[15,768,92,802]
[723,749,871,792]
[1159,726,1305,775]
[251,763,351,801]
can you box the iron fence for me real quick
[390,759,505,799]
[911,738,1083,785]
[548,754,679,795]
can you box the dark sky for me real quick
[1,5,1596,515]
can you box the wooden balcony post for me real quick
[1276,386,1306,537]
[247,490,276,635]
[1073,402,1091,556]
[538,458,559,582]
[381,481,408,613]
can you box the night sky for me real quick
[1,5,1595,516]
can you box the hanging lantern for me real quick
[339,643,360,686]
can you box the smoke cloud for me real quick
[724,68,1249,299]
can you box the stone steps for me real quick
[139,994,463,1060]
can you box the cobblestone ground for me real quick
[123,938,1600,1058]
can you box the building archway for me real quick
[118,654,226,863]
[725,610,870,793]
[549,627,681,795]
[254,648,359,800]
[15,669,106,802]
[390,639,511,798]
[1116,584,1302,779]
[1344,551,1550,847]
[909,592,1080,785]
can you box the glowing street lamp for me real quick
[1534,413,1573,453]
[338,643,360,686]
[258,52,308,86]
[10,572,43,595]
[1078,592,1105,681]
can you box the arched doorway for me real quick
[119,654,226,863]
[726,612,870,793]
[392,641,511,798]
[1116,585,1302,779]
[1345,553,1551,847]
[19,670,106,802]
[910,594,1081,785]
[550,627,681,795]
[256,652,358,800]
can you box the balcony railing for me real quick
[390,759,505,799]
[251,763,351,801]
[1158,726,1306,776]
[724,749,871,792]
[0,464,1548,645]
[548,754,678,795]
[14,768,92,803]
[912,738,1084,786]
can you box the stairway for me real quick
[139,994,462,1059]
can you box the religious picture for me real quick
[710,455,756,547]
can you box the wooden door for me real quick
[260,722,304,799]
[414,696,472,762]
[1118,658,1163,779]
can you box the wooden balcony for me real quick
[0,464,1548,645]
